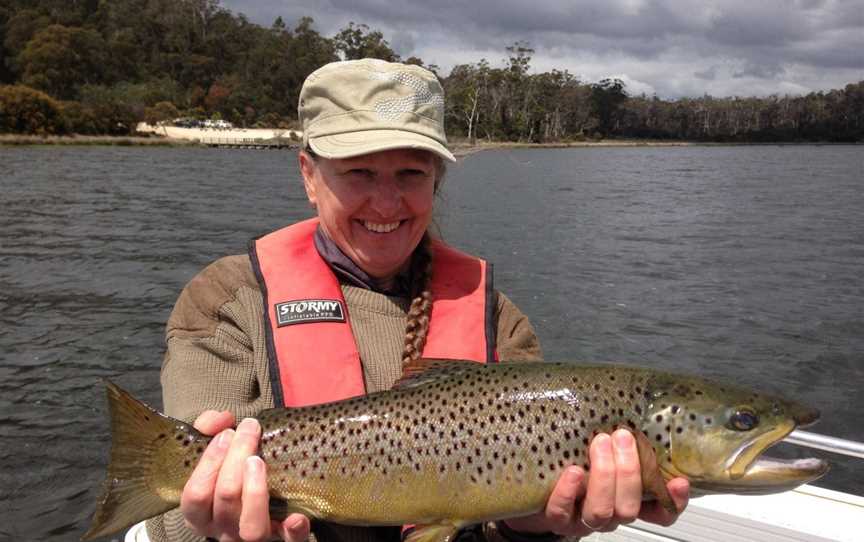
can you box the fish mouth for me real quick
[723,409,828,494]
[733,455,829,494]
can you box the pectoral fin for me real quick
[404,524,462,542]
[632,429,677,514]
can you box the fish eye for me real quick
[728,410,759,431]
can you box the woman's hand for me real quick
[502,429,690,537]
[180,411,312,542]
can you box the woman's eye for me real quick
[400,169,431,182]
[728,410,759,431]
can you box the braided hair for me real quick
[400,233,434,364]
[400,156,446,364]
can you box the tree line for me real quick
[1,0,861,141]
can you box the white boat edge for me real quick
[586,483,864,542]
[124,483,864,542]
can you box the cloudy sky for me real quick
[220,0,863,98]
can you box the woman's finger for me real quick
[497,466,586,535]
[278,514,312,542]
[580,434,617,532]
[213,417,262,533]
[193,409,236,435]
[238,456,272,542]
[611,429,643,524]
[544,466,586,529]
[180,428,235,535]
[639,477,690,526]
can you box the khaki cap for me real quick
[299,59,455,162]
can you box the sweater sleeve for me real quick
[146,255,273,542]
[494,291,543,362]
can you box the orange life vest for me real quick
[249,218,495,407]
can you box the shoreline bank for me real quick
[2,133,858,151]
[0,134,196,146]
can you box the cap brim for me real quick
[309,129,456,162]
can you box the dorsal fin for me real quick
[393,358,481,389]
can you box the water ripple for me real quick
[2,145,862,540]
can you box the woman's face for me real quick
[299,148,439,283]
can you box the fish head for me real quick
[642,372,828,495]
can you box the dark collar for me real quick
[313,226,413,297]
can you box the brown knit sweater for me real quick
[146,254,543,542]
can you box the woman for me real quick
[148,59,689,542]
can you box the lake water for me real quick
[1,144,862,540]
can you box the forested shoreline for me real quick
[1,0,861,142]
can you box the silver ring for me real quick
[580,517,602,531]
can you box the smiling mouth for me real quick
[362,220,402,233]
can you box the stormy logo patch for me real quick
[275,299,345,326]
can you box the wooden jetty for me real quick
[197,136,297,149]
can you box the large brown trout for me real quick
[84,360,828,541]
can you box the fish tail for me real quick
[83,381,209,541]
